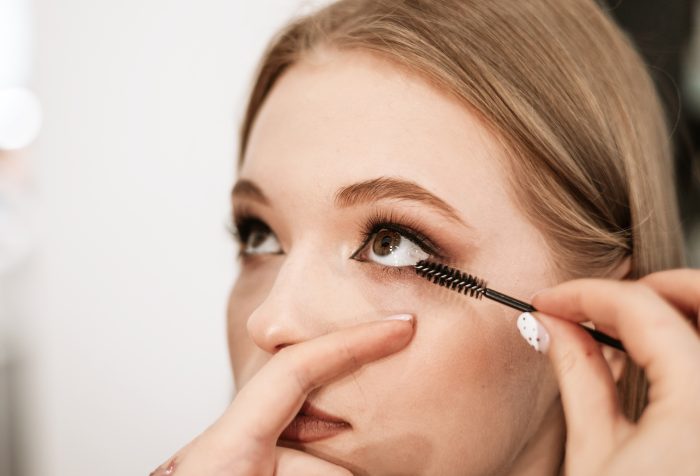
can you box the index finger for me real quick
[640,269,700,325]
[532,279,700,393]
[227,315,415,445]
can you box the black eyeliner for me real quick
[231,207,451,266]
[355,210,449,261]
[229,207,282,260]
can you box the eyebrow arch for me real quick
[231,179,269,206]
[335,176,468,226]
[231,176,469,228]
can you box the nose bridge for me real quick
[245,246,342,353]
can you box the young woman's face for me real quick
[228,49,563,475]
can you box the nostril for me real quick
[274,343,292,353]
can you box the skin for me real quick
[150,48,700,476]
[228,48,566,475]
[531,271,700,476]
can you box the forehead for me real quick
[240,48,511,227]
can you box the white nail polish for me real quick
[383,313,413,321]
[517,312,549,353]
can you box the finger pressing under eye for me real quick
[639,269,700,326]
[532,279,700,396]
[224,316,415,447]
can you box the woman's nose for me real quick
[245,251,353,354]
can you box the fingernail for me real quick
[516,312,550,353]
[383,313,414,322]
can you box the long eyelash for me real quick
[226,206,272,259]
[224,215,246,259]
[354,210,447,261]
[225,217,240,243]
[226,208,448,265]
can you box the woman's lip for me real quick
[300,401,347,423]
[279,402,350,443]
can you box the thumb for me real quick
[516,312,625,447]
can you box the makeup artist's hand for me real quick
[149,314,414,476]
[526,269,700,476]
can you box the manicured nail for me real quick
[517,312,549,353]
[383,313,414,322]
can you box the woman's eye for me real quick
[241,224,282,255]
[355,228,430,267]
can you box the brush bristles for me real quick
[414,260,487,298]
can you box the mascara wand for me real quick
[414,260,626,353]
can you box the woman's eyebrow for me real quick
[335,176,469,227]
[231,176,470,228]
[231,179,269,206]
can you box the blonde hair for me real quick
[237,0,684,421]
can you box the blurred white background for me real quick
[0,1,331,475]
[1,1,699,476]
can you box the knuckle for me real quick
[625,280,656,298]
[284,352,314,394]
[557,347,578,378]
[291,365,313,394]
[615,281,650,306]
[271,345,313,393]
[619,281,666,318]
[555,330,600,379]
[337,335,361,370]
[555,334,597,379]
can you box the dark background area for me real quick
[605,0,700,264]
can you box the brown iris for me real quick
[249,230,267,248]
[373,229,401,256]
[248,229,268,248]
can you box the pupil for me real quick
[373,229,401,256]
[249,230,266,248]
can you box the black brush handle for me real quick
[484,289,626,352]
[484,289,534,313]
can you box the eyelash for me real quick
[352,210,448,279]
[227,206,273,259]
[227,208,447,265]
[351,210,445,261]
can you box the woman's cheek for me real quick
[345,264,452,311]
[311,298,533,473]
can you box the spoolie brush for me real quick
[414,260,625,352]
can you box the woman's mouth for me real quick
[279,401,351,443]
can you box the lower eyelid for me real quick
[361,260,416,279]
